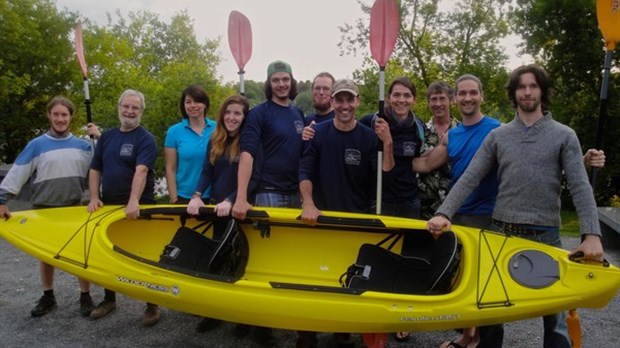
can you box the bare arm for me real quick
[300,179,320,225]
[87,169,103,212]
[125,164,149,219]
[232,152,254,220]
[413,134,449,173]
[164,147,178,203]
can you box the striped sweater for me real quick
[0,132,92,207]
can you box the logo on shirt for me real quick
[120,144,134,157]
[344,149,361,166]
[403,141,417,156]
[294,120,304,134]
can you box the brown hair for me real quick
[47,96,75,116]
[506,64,552,110]
[209,95,250,165]
[312,72,335,88]
[179,84,210,118]
[388,76,417,97]
[426,81,453,101]
[455,74,483,93]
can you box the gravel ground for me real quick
[0,211,618,347]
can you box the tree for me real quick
[293,80,314,115]
[512,0,620,205]
[339,0,513,120]
[0,0,78,162]
[71,10,230,174]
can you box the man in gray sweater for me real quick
[428,64,604,348]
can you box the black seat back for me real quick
[160,218,248,278]
[342,230,460,295]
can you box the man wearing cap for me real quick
[232,60,305,222]
[298,78,381,347]
[231,60,304,346]
[300,78,379,223]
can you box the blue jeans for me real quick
[479,225,570,348]
[254,192,301,208]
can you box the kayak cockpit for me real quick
[106,207,463,296]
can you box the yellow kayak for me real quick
[0,205,618,333]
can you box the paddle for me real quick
[369,0,399,217]
[227,11,253,96]
[590,0,620,188]
[570,4,620,346]
[74,20,94,141]
[364,1,399,347]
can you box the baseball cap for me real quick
[267,60,292,78]
[331,79,359,97]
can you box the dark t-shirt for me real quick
[359,113,425,202]
[304,110,335,126]
[90,127,157,204]
[240,100,305,194]
[299,121,377,213]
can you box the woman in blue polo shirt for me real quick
[164,85,216,203]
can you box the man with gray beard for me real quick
[87,89,160,326]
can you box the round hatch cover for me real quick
[509,250,560,288]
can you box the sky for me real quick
[55,0,532,83]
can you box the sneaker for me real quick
[195,317,221,333]
[253,326,275,347]
[79,294,95,317]
[31,295,57,317]
[296,330,318,348]
[334,332,355,348]
[143,303,160,327]
[232,323,251,338]
[89,299,116,319]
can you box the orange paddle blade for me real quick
[74,21,88,77]
[596,0,620,49]
[227,11,253,70]
[369,0,400,67]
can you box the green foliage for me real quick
[0,2,230,176]
[610,195,620,208]
[0,0,78,162]
[293,79,314,115]
[74,10,229,174]
[560,210,580,237]
[339,0,514,121]
[238,80,266,107]
[512,0,620,205]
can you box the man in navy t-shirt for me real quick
[86,89,159,326]
[232,61,305,220]
[300,79,379,222]
[304,72,336,126]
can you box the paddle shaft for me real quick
[376,66,387,215]
[238,69,245,96]
[82,77,93,123]
[589,49,613,189]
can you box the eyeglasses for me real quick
[313,86,331,92]
[120,104,141,111]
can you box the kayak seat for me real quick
[159,217,248,278]
[342,230,460,295]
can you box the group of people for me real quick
[0,59,607,348]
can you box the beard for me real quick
[313,99,331,114]
[517,99,540,113]
[119,115,141,130]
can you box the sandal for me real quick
[440,340,466,348]
[394,331,411,342]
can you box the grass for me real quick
[560,210,580,237]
